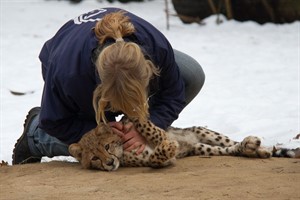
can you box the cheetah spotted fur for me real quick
[68,119,281,171]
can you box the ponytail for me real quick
[94,11,135,44]
[93,11,160,124]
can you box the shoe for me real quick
[12,107,42,165]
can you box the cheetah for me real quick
[68,119,299,171]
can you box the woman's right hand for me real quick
[109,121,124,137]
[109,121,146,155]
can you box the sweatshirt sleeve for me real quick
[39,72,98,144]
[148,47,186,129]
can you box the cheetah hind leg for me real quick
[149,139,179,168]
[190,136,271,158]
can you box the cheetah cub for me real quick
[69,119,276,171]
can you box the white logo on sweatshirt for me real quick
[73,9,107,25]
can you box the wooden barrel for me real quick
[231,0,300,24]
[171,0,213,23]
[275,0,300,23]
[171,0,300,24]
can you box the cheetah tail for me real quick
[272,146,300,158]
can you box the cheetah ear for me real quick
[69,143,83,161]
[95,123,111,136]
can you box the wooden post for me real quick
[262,0,275,22]
[164,0,170,30]
[225,0,233,19]
[208,0,218,14]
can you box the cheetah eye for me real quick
[91,156,99,161]
[104,144,110,151]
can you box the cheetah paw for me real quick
[240,136,271,158]
[161,140,179,158]
[256,147,272,158]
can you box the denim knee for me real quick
[174,49,205,105]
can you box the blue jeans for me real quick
[28,50,205,158]
[173,49,205,105]
[28,114,70,157]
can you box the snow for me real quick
[0,0,299,164]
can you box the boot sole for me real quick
[12,107,41,164]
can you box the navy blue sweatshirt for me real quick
[39,8,185,144]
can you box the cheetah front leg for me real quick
[133,119,178,167]
[190,136,272,158]
[133,119,168,146]
[149,140,178,168]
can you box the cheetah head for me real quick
[68,123,123,171]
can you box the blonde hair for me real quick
[93,11,159,124]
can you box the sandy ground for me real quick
[1,156,299,200]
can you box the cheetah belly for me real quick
[165,130,198,158]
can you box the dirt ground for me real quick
[1,156,299,200]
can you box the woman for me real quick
[12,8,205,164]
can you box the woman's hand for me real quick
[109,121,124,137]
[109,121,146,155]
